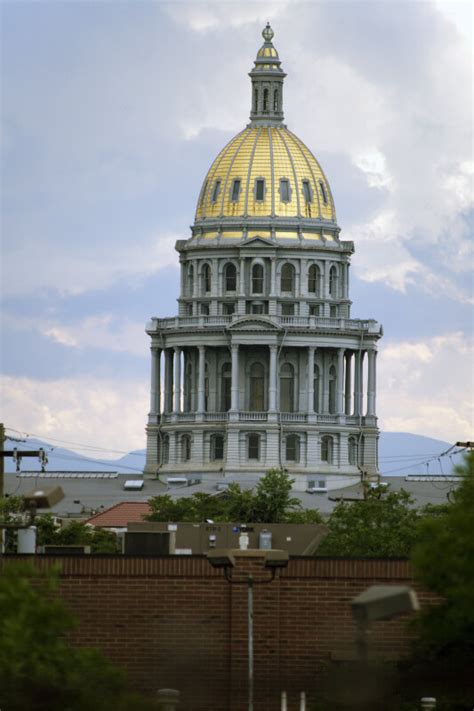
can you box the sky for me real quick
[1,0,473,457]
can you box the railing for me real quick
[280,412,307,422]
[154,411,375,425]
[204,412,229,421]
[239,411,268,421]
[147,316,378,333]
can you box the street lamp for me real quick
[207,548,289,711]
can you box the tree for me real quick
[316,485,420,557]
[0,562,154,711]
[35,515,121,553]
[411,451,474,656]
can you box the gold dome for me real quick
[195,125,336,224]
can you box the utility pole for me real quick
[0,422,4,498]
[456,441,473,450]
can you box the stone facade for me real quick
[144,26,382,490]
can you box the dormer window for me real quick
[302,180,312,203]
[211,180,221,203]
[231,179,241,202]
[319,181,328,205]
[280,178,290,202]
[255,178,265,201]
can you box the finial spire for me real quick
[249,24,286,126]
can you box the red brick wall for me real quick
[4,554,438,710]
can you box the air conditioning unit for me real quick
[41,545,91,555]
[166,477,188,487]
[306,486,328,494]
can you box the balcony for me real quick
[154,412,377,426]
[147,315,381,334]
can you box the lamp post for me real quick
[207,548,289,711]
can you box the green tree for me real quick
[34,515,121,553]
[0,562,154,711]
[412,451,474,656]
[316,485,420,557]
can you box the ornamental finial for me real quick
[262,22,274,42]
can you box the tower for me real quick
[144,25,382,491]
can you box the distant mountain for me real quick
[3,432,464,477]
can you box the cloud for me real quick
[378,332,473,442]
[2,375,149,456]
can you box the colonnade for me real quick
[149,344,377,418]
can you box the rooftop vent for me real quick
[123,480,144,491]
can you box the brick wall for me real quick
[3,554,438,710]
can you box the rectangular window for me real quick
[186,303,193,316]
[255,178,265,201]
[200,303,209,315]
[281,303,295,316]
[223,302,235,315]
[280,179,290,202]
[248,434,260,460]
[319,181,328,205]
[251,302,265,314]
[211,180,221,203]
[231,179,241,202]
[302,180,312,203]
[330,305,338,317]
[309,304,320,316]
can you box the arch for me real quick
[280,263,295,293]
[273,88,279,112]
[348,436,358,466]
[252,263,264,294]
[253,87,258,112]
[224,262,237,292]
[263,88,269,112]
[328,364,337,414]
[285,434,300,462]
[188,263,194,296]
[210,433,224,461]
[221,361,232,411]
[280,362,295,412]
[201,263,211,294]
[313,363,320,412]
[307,264,321,295]
[329,265,338,297]
[181,434,191,462]
[249,362,265,411]
[321,435,333,464]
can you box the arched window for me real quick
[286,434,299,462]
[185,361,193,412]
[210,433,224,461]
[280,362,295,412]
[188,264,194,296]
[329,266,338,297]
[263,88,269,112]
[221,362,231,411]
[328,365,336,414]
[348,436,358,466]
[248,433,260,460]
[249,362,265,411]
[308,264,320,295]
[313,364,320,412]
[254,87,258,112]
[281,263,295,293]
[181,434,191,462]
[202,263,211,293]
[321,435,333,464]
[224,263,237,292]
[273,88,279,112]
[162,434,169,464]
[252,263,264,294]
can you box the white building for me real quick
[144,25,382,491]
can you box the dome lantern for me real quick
[249,23,286,126]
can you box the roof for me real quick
[194,126,336,226]
[85,501,152,527]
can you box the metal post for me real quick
[299,691,307,711]
[280,690,288,711]
[248,575,254,711]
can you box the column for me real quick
[323,260,330,299]
[353,351,360,416]
[345,351,352,415]
[164,348,173,413]
[173,347,182,413]
[198,346,206,414]
[337,347,345,415]
[359,351,365,415]
[269,344,277,412]
[322,349,329,413]
[149,347,161,414]
[367,350,377,416]
[231,344,239,411]
[307,346,315,413]
[239,258,246,296]
[270,257,276,296]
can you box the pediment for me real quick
[238,236,274,248]
[229,316,281,331]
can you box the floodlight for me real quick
[23,486,64,510]
[207,549,236,569]
[351,585,420,623]
[264,549,289,569]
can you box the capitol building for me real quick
[144,25,382,491]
